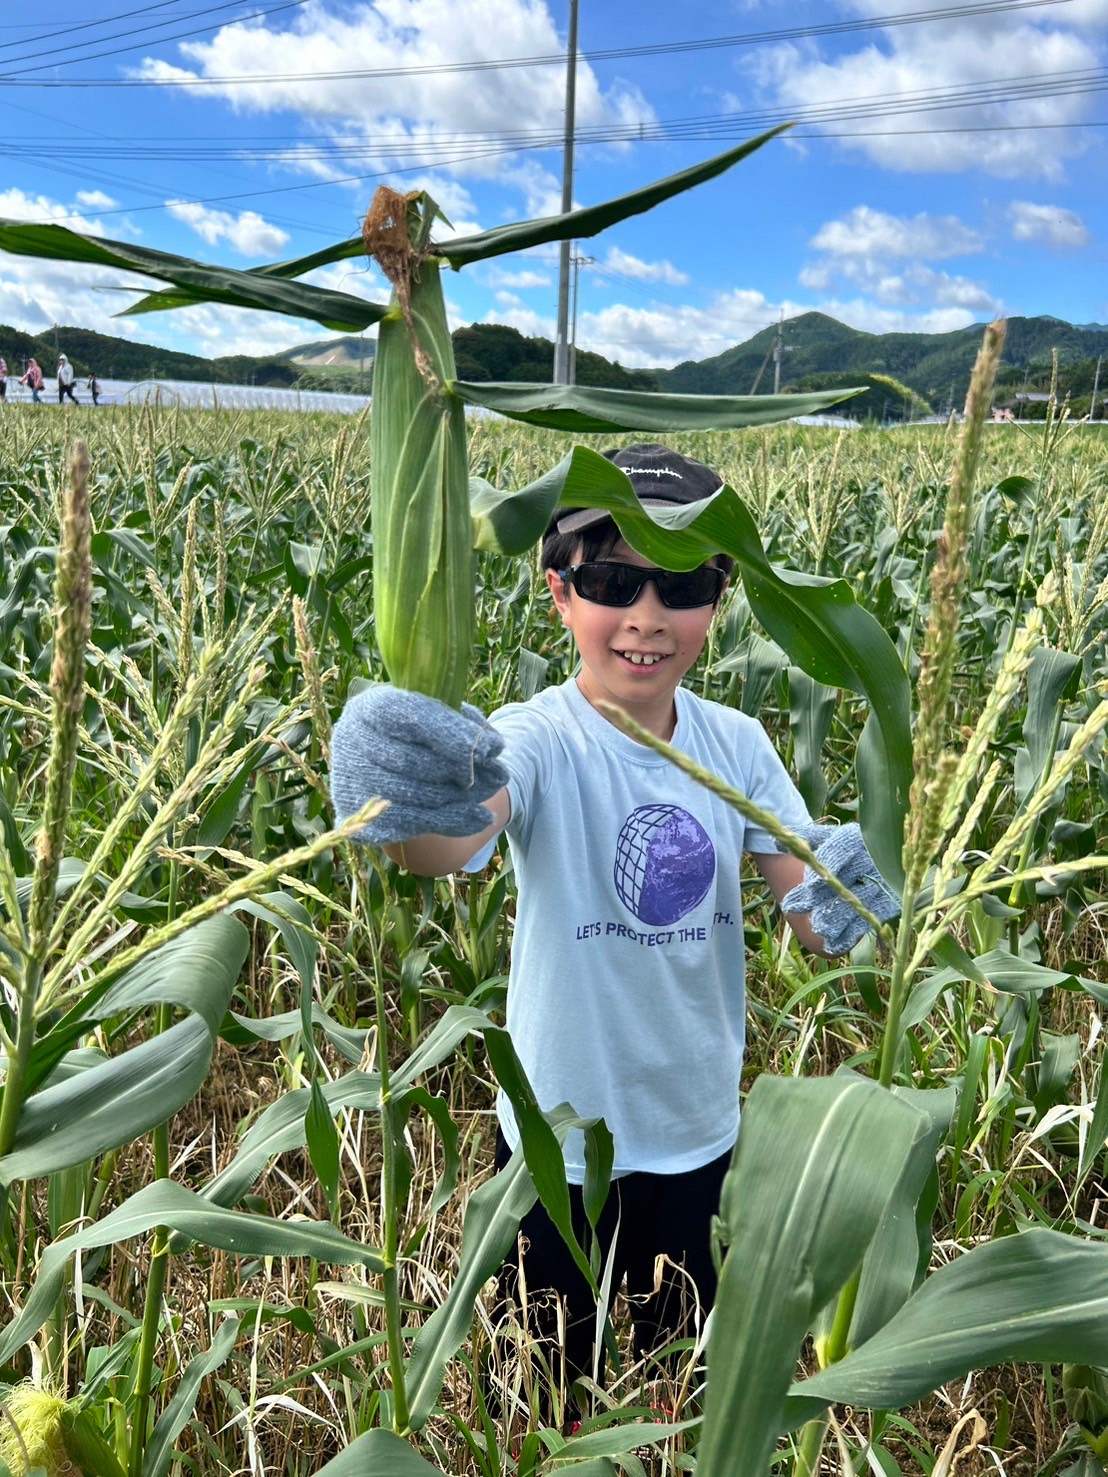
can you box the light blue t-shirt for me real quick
[468,678,810,1183]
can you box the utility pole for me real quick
[1091,354,1102,422]
[552,0,579,386]
[569,252,594,384]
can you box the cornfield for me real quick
[0,396,1106,1475]
[2,132,1108,1477]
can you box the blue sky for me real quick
[0,0,1105,367]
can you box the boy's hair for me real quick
[541,442,734,581]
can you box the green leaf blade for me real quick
[437,127,792,267]
[452,380,863,433]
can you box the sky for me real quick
[0,0,1105,370]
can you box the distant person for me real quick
[0,356,7,403]
[57,354,78,404]
[87,372,101,406]
[21,357,43,403]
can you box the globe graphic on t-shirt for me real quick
[613,804,715,926]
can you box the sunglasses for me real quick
[558,561,726,609]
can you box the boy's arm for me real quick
[752,851,834,956]
[383,786,511,876]
[330,685,509,873]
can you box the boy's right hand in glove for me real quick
[330,685,508,846]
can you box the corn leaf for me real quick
[2,1017,222,1183]
[697,1075,927,1477]
[816,1080,957,1352]
[450,380,860,432]
[120,128,789,304]
[783,1229,1108,1430]
[404,1139,536,1430]
[0,916,249,1182]
[310,1430,441,1474]
[0,1180,384,1364]
[0,219,386,331]
[472,445,912,880]
[437,126,790,268]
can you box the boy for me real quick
[331,443,896,1396]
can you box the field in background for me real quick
[1,404,1107,1475]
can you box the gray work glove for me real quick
[330,684,508,845]
[779,822,900,954]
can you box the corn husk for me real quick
[365,188,472,709]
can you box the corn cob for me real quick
[364,188,473,710]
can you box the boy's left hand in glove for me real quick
[778,822,900,955]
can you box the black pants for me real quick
[495,1131,730,1391]
[59,383,78,403]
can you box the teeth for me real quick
[623,651,663,665]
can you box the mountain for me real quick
[280,334,375,368]
[653,313,1108,405]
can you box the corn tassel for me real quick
[365,188,473,709]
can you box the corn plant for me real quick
[3,145,1107,1475]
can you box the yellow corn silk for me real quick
[365,188,473,711]
[0,1386,74,1475]
[0,1385,124,1477]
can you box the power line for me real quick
[0,0,1075,83]
[0,0,313,78]
[2,61,1105,163]
[0,0,209,54]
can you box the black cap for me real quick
[552,443,723,535]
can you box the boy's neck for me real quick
[574,676,679,743]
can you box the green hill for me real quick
[0,323,300,387]
[285,321,657,393]
[5,311,1103,410]
[654,312,1108,408]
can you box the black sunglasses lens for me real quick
[575,564,641,604]
[566,563,723,607]
[656,568,724,607]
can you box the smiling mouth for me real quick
[617,650,666,666]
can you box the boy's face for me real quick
[546,537,725,739]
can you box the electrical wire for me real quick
[2,60,1105,165]
[0,0,1076,82]
[0,0,313,77]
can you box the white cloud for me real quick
[805,298,991,337]
[75,190,118,212]
[810,205,984,261]
[1008,201,1092,248]
[0,188,111,231]
[603,247,690,286]
[0,190,158,346]
[165,201,290,257]
[799,204,1001,320]
[800,251,1001,316]
[0,185,354,361]
[748,6,1105,178]
[164,301,331,358]
[487,303,557,340]
[134,0,654,214]
[486,267,553,289]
